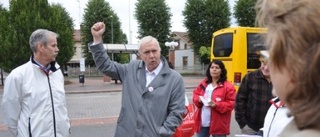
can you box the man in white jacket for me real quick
[262,97,292,137]
[262,88,293,137]
[1,29,70,137]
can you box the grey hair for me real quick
[29,29,59,53]
[138,36,161,54]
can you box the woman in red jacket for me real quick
[193,60,236,137]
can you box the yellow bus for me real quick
[210,27,266,91]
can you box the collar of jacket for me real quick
[30,55,59,73]
[199,78,224,91]
[269,97,285,108]
[255,69,265,78]
[138,56,171,76]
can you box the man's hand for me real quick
[91,22,106,43]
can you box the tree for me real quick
[135,0,172,57]
[82,0,126,66]
[0,0,75,72]
[234,0,257,27]
[1,0,50,72]
[49,3,75,72]
[0,4,9,69]
[183,0,231,64]
[199,46,210,64]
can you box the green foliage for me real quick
[183,0,230,64]
[0,5,9,70]
[49,4,75,71]
[234,0,257,27]
[135,0,172,57]
[116,54,130,63]
[2,0,50,72]
[121,33,128,44]
[108,53,130,64]
[82,0,127,66]
[0,0,75,72]
[199,46,210,64]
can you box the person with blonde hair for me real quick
[256,0,320,136]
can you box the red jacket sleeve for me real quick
[192,79,207,109]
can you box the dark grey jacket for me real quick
[90,43,186,137]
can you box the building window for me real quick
[184,44,187,49]
[183,56,188,69]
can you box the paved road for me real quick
[0,76,241,136]
[0,90,241,137]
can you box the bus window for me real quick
[247,33,264,69]
[213,33,233,57]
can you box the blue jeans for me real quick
[196,127,227,137]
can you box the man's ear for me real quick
[136,53,141,60]
[37,42,44,52]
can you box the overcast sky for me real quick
[1,0,236,44]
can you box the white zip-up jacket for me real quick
[263,97,293,137]
[1,59,70,137]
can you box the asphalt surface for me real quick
[0,76,241,136]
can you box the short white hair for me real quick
[138,36,161,54]
[29,29,58,53]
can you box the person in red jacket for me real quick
[193,60,236,137]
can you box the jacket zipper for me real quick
[29,117,32,137]
[47,76,57,137]
[266,107,279,137]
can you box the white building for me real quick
[169,32,202,74]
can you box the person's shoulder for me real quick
[295,129,320,137]
[7,62,31,78]
[13,61,30,72]
[170,69,182,76]
[128,59,143,67]
[280,120,320,137]
[222,81,236,89]
[222,80,233,86]
[247,69,260,75]
[243,69,261,79]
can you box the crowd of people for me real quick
[2,0,320,136]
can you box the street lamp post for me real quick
[109,15,118,84]
[165,41,178,68]
[108,15,114,61]
[110,15,114,44]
